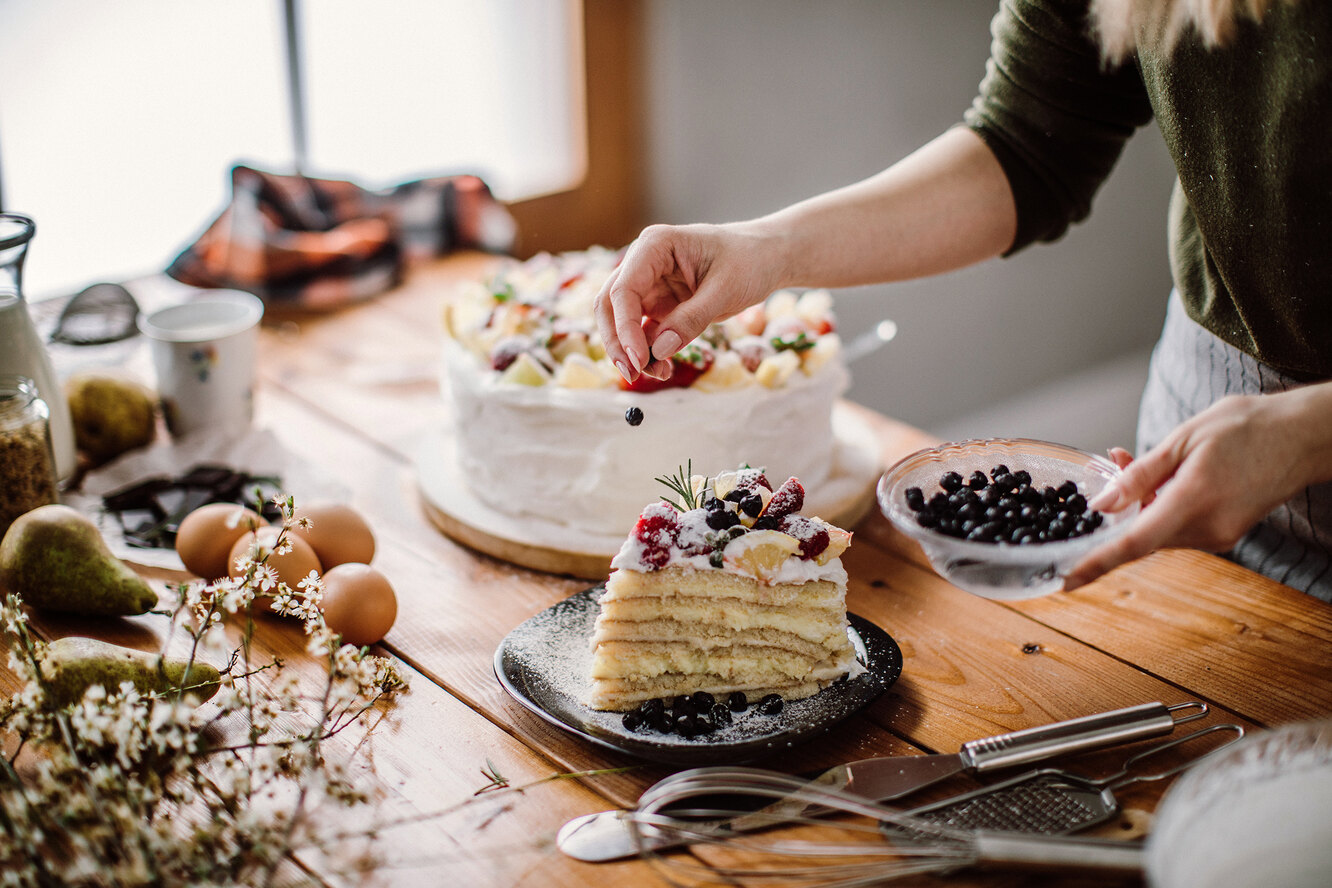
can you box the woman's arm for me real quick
[595,126,1018,381]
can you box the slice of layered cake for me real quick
[587,468,861,712]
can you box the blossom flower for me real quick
[0,493,410,886]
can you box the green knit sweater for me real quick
[964,0,1332,380]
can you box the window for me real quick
[0,0,585,299]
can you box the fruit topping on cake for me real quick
[443,248,840,391]
[614,465,850,580]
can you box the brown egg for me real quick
[228,525,323,614]
[292,502,376,569]
[320,563,397,646]
[176,503,265,579]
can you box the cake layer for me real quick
[594,600,845,647]
[586,668,855,713]
[600,566,845,604]
[591,618,835,661]
[590,640,848,681]
[443,338,849,540]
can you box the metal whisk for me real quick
[629,769,1145,887]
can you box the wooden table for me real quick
[9,252,1332,886]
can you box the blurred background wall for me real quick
[638,0,1179,455]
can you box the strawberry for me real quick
[617,358,706,393]
[779,515,829,560]
[733,467,772,492]
[762,477,805,520]
[632,502,680,568]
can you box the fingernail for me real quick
[615,360,633,383]
[652,330,682,359]
[1087,486,1117,511]
[644,360,671,381]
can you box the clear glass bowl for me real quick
[876,438,1138,600]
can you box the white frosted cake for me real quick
[439,248,854,549]
[587,470,862,712]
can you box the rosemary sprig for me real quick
[655,461,704,510]
[475,758,510,795]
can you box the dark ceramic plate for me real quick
[494,586,902,765]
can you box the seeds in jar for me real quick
[905,466,1104,544]
[0,420,58,534]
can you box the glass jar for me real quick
[0,214,76,482]
[0,375,59,536]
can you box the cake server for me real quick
[556,700,1206,862]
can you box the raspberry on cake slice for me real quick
[586,467,860,714]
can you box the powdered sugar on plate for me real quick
[493,586,902,765]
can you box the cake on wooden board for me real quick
[438,248,852,547]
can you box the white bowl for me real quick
[876,437,1138,600]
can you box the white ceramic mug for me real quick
[138,290,264,437]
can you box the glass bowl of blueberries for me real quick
[876,438,1139,600]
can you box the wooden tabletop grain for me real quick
[8,252,1331,887]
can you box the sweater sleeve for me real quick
[964,0,1156,253]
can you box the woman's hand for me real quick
[1063,385,1332,589]
[593,222,781,383]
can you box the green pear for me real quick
[0,504,158,615]
[38,636,221,708]
[64,372,157,463]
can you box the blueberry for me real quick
[710,703,733,726]
[639,698,665,718]
[706,509,740,530]
[928,492,950,512]
[1043,486,1061,504]
[916,512,939,529]
[739,494,764,518]
[690,691,716,710]
[1011,526,1036,544]
[724,489,746,503]
[990,464,1010,479]
[622,711,644,731]
[651,711,675,733]
[704,497,725,512]
[753,515,780,530]
[727,692,749,712]
[1065,493,1088,515]
[757,693,784,715]
[675,714,699,738]
[1013,470,1032,487]
[672,695,695,716]
[905,487,926,512]
[967,470,988,490]
[1057,480,1079,500]
[625,406,644,426]
[940,471,964,493]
